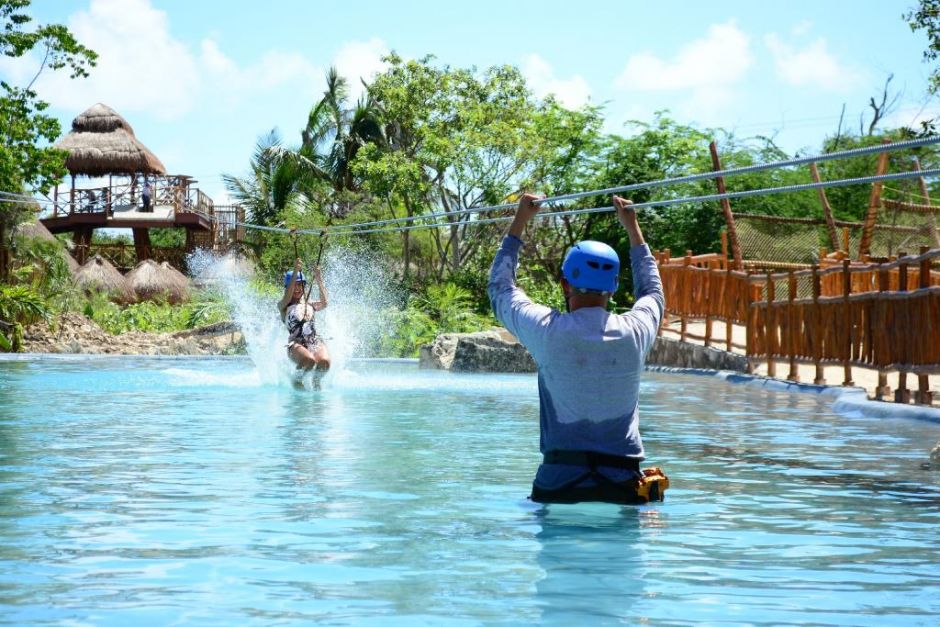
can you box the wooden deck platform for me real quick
[41,205,212,233]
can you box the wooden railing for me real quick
[657,246,940,405]
[76,243,187,273]
[42,174,202,218]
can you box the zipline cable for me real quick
[322,166,940,237]
[316,134,940,235]
[4,135,940,237]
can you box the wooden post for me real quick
[895,256,911,403]
[723,264,738,353]
[702,249,714,347]
[680,251,691,342]
[787,271,799,381]
[811,264,825,385]
[133,228,152,262]
[858,142,890,258]
[765,272,776,378]
[53,184,59,218]
[74,227,92,265]
[875,267,891,401]
[841,259,854,386]
[745,274,755,374]
[810,162,840,250]
[69,174,75,215]
[709,141,743,270]
[916,246,933,405]
[842,227,850,257]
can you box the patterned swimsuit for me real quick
[285,302,322,351]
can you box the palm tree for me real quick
[222,130,303,226]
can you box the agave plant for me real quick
[0,284,49,351]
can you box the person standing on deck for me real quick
[141,178,152,213]
[488,194,665,504]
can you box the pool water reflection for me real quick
[0,357,938,624]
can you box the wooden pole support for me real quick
[787,270,799,382]
[842,259,854,387]
[812,264,825,385]
[916,246,933,405]
[875,267,891,401]
[895,257,911,404]
[766,272,776,378]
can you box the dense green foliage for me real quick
[907,0,940,95]
[0,0,96,202]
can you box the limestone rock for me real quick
[19,312,245,356]
[451,333,536,373]
[419,333,465,370]
[646,336,748,372]
[420,330,536,373]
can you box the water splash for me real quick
[187,246,399,388]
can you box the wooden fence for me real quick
[79,243,188,273]
[657,246,940,405]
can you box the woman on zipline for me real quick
[279,257,330,374]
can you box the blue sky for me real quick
[2,0,937,202]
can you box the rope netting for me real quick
[734,199,940,265]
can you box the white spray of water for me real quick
[186,246,399,388]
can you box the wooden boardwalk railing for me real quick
[657,246,940,405]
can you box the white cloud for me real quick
[199,38,322,105]
[611,22,751,126]
[765,33,865,91]
[791,20,813,37]
[884,102,940,132]
[521,53,591,109]
[334,38,390,102]
[34,0,199,119]
[615,22,752,91]
[0,0,324,120]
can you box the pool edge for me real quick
[646,365,940,424]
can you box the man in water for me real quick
[488,194,665,504]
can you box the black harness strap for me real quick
[542,450,641,472]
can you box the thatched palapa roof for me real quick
[54,103,166,177]
[75,254,133,302]
[126,259,190,304]
[13,219,80,274]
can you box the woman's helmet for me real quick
[561,241,620,294]
[284,270,306,288]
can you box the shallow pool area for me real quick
[1,356,939,625]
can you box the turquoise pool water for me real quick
[1,356,939,625]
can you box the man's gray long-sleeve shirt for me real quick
[488,235,664,489]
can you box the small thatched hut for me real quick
[54,103,166,177]
[75,255,133,303]
[126,259,190,304]
[13,219,80,274]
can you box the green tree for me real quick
[266,67,386,225]
[0,0,96,266]
[354,54,601,281]
[222,130,302,226]
[907,0,940,94]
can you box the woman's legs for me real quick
[288,341,331,371]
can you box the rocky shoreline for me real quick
[20,313,245,356]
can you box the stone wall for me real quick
[420,329,747,374]
[646,336,748,372]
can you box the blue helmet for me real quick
[561,240,620,294]
[284,270,306,288]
